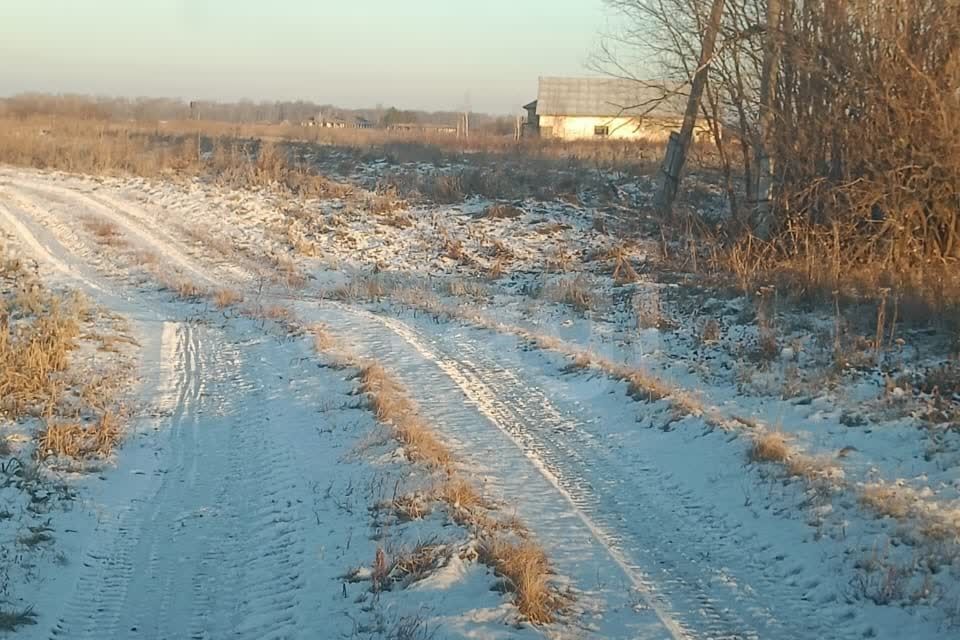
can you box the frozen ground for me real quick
[0,163,957,638]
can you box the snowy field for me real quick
[0,158,958,639]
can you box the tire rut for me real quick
[308,303,867,640]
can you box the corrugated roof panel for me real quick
[535,77,687,118]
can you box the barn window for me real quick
[594,125,610,137]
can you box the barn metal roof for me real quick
[535,77,687,118]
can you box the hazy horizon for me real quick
[3,0,617,115]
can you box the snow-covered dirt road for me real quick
[0,167,953,639]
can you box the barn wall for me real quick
[538,115,714,142]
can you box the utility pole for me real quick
[654,0,726,215]
[190,100,201,163]
[751,0,784,239]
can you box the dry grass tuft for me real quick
[0,291,83,418]
[484,203,524,219]
[332,275,389,301]
[211,288,243,309]
[543,276,598,312]
[479,536,563,624]
[83,218,125,247]
[167,279,206,301]
[487,255,510,280]
[436,477,489,512]
[311,320,565,621]
[0,607,37,631]
[748,431,791,464]
[260,305,293,321]
[859,483,914,521]
[273,255,308,289]
[445,279,490,301]
[609,245,640,284]
[36,410,122,460]
[357,363,453,469]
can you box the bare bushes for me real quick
[608,0,960,310]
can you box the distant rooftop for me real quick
[535,77,687,119]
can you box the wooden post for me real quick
[654,0,726,215]
[751,0,783,239]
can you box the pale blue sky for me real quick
[2,0,615,114]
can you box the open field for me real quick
[0,120,958,639]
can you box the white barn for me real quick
[523,77,715,142]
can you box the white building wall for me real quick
[538,115,714,142]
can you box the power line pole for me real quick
[654,0,726,216]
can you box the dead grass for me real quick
[37,410,122,459]
[0,607,37,631]
[487,255,510,280]
[608,245,640,284]
[273,255,308,289]
[310,319,563,621]
[1,250,130,466]
[479,536,563,624]
[859,483,915,521]
[332,275,388,301]
[357,363,453,469]
[164,278,206,301]
[436,477,489,512]
[82,218,125,247]
[484,203,524,219]
[543,276,598,313]
[748,430,791,464]
[0,286,83,418]
[374,291,957,541]
[445,279,490,301]
[211,288,243,309]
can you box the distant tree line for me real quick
[0,93,515,134]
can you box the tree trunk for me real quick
[654,0,727,216]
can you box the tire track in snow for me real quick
[4,181,221,287]
[0,197,107,294]
[47,322,312,639]
[315,303,865,640]
[445,337,860,640]
[48,323,191,639]
[318,302,692,640]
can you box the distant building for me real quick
[522,77,716,142]
[387,123,458,135]
[302,113,373,129]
